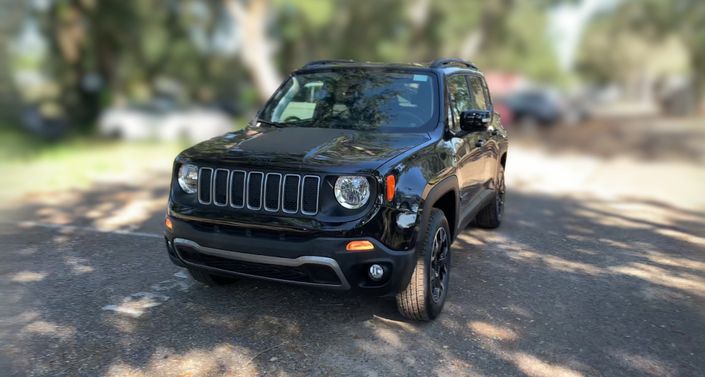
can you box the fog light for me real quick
[368,264,384,281]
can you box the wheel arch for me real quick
[420,175,460,241]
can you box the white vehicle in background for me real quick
[98,100,233,142]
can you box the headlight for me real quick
[177,164,199,194]
[334,176,370,209]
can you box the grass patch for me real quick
[0,129,189,201]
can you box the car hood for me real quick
[180,126,430,171]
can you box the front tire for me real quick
[187,268,238,286]
[396,209,451,321]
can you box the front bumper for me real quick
[165,215,416,296]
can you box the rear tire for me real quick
[476,163,505,229]
[187,268,238,286]
[396,209,451,321]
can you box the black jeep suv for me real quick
[165,59,508,320]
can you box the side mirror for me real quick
[460,110,491,133]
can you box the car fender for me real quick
[418,175,460,240]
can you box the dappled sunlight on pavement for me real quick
[10,271,48,283]
[104,344,262,377]
[469,321,519,342]
[1,175,171,235]
[1,117,704,375]
[508,352,584,377]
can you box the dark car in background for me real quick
[504,89,563,126]
[504,88,590,127]
[164,59,509,320]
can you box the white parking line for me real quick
[3,220,162,239]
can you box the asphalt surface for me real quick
[1,118,704,376]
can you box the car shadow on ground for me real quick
[2,178,705,376]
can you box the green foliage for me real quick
[0,128,186,201]
[480,2,565,84]
[9,0,569,134]
[577,0,705,93]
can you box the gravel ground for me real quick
[1,117,704,376]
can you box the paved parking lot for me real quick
[1,118,704,376]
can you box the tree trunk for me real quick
[223,0,282,102]
[692,50,705,114]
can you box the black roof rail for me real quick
[302,59,355,68]
[429,58,478,70]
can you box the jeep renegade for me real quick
[164,58,508,320]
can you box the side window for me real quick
[481,79,492,108]
[446,75,472,129]
[467,76,490,110]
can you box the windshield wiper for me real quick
[256,119,286,128]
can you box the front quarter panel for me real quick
[378,125,457,249]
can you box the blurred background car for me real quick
[503,89,591,128]
[98,99,233,142]
[504,89,564,127]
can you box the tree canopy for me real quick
[5,0,701,133]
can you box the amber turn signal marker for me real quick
[165,217,173,231]
[385,175,396,201]
[346,240,374,251]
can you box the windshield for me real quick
[259,69,438,132]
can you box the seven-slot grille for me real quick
[197,167,320,215]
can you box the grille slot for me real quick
[264,173,282,211]
[229,171,246,208]
[247,172,264,209]
[213,169,229,206]
[199,168,320,215]
[301,175,320,215]
[198,168,213,204]
[282,175,300,213]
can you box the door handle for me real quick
[475,139,485,147]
